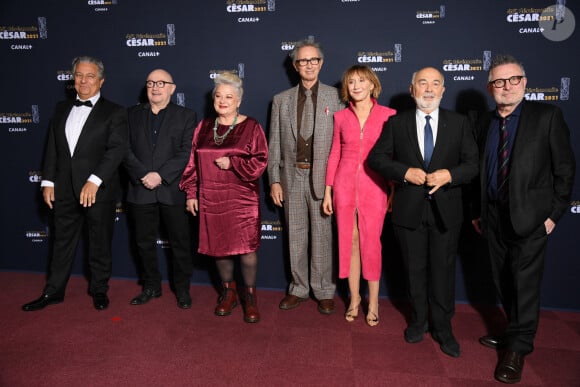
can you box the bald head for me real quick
[146,69,175,112]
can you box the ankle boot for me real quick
[243,287,260,323]
[215,281,238,316]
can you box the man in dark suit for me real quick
[124,69,195,309]
[268,39,343,314]
[472,55,575,384]
[22,56,127,311]
[368,67,478,357]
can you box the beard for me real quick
[414,92,442,112]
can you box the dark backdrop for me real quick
[1,0,578,310]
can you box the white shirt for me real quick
[41,93,102,188]
[415,108,439,160]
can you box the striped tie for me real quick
[497,118,509,200]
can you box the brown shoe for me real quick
[243,287,260,323]
[215,281,238,316]
[318,299,335,315]
[494,350,525,384]
[279,294,308,310]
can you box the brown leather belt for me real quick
[295,162,311,169]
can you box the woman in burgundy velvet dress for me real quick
[180,72,268,323]
[323,65,396,326]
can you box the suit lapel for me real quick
[73,98,102,157]
[58,102,75,158]
[313,86,328,145]
[512,101,532,158]
[430,109,448,168]
[289,86,299,140]
[405,112,423,165]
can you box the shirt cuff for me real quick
[88,174,102,187]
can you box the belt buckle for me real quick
[296,162,311,169]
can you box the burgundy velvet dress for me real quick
[325,99,396,280]
[179,117,268,257]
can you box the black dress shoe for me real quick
[93,293,109,310]
[177,294,192,309]
[480,335,503,349]
[130,288,162,305]
[432,331,461,358]
[404,322,428,343]
[22,293,64,312]
[495,350,525,384]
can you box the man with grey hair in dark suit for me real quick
[268,39,343,314]
[472,54,575,384]
[22,55,127,312]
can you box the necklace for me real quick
[213,115,238,145]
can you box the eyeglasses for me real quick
[295,57,321,67]
[146,80,175,88]
[489,75,525,88]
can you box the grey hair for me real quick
[410,68,445,86]
[212,71,243,101]
[289,38,324,62]
[72,56,105,79]
[488,54,526,81]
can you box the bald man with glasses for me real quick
[124,69,196,309]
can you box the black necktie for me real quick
[73,99,93,107]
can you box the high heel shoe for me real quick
[366,304,379,327]
[345,295,361,322]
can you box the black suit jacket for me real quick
[43,97,128,201]
[474,100,575,236]
[369,108,478,230]
[124,102,195,205]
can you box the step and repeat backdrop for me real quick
[1,0,578,309]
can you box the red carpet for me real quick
[1,272,579,386]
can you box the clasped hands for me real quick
[141,172,162,190]
[405,167,451,195]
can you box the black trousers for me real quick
[485,202,547,355]
[128,202,193,296]
[394,200,460,335]
[46,197,116,296]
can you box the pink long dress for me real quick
[179,117,268,257]
[325,99,396,280]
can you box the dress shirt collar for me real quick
[299,81,319,96]
[494,100,523,120]
[416,108,439,123]
[75,92,100,107]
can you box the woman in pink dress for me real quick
[323,65,396,326]
[180,72,268,323]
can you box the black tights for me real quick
[215,252,258,287]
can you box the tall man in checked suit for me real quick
[368,67,478,357]
[268,39,343,314]
[22,56,127,311]
[124,69,195,309]
[472,55,575,384]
